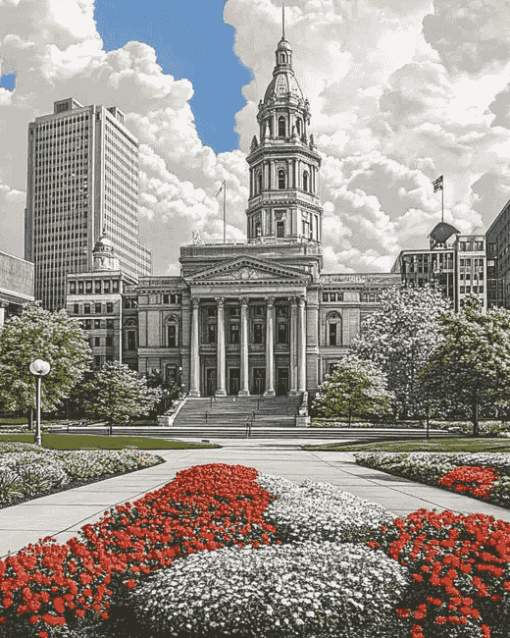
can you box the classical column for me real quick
[297,295,307,392]
[288,297,298,395]
[215,297,226,396]
[189,297,201,397]
[239,297,250,396]
[264,296,275,397]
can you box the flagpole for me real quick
[223,181,226,244]
[442,178,444,223]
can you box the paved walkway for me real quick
[1,441,510,557]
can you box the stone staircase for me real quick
[172,395,301,429]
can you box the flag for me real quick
[216,181,225,197]
[433,175,443,192]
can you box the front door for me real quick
[252,368,265,395]
[229,368,240,395]
[206,368,216,397]
[277,368,288,396]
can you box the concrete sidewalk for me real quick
[1,444,509,557]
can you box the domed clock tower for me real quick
[246,24,323,245]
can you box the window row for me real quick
[81,319,115,330]
[460,286,484,294]
[76,302,114,314]
[90,336,114,347]
[69,280,120,294]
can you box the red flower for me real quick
[125,579,136,589]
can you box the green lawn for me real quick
[302,437,510,453]
[0,433,220,450]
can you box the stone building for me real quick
[392,222,487,311]
[129,31,400,396]
[0,249,34,326]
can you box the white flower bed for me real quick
[256,473,395,544]
[0,444,163,506]
[131,540,408,638]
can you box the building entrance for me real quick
[229,368,240,395]
[206,368,216,396]
[277,368,289,395]
[252,368,265,395]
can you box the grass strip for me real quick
[0,433,220,450]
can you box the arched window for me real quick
[296,118,302,135]
[280,53,285,63]
[257,173,262,193]
[278,169,286,190]
[326,312,342,347]
[255,222,262,237]
[267,118,273,137]
[303,171,309,192]
[165,314,180,348]
[278,117,286,137]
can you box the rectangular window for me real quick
[277,322,288,344]
[106,302,113,313]
[94,319,101,329]
[95,281,101,294]
[78,281,84,294]
[84,320,92,330]
[112,280,119,293]
[168,325,176,347]
[73,303,79,314]
[69,281,76,294]
[95,303,102,314]
[229,323,239,344]
[170,294,177,304]
[277,221,285,237]
[106,336,113,347]
[322,293,328,302]
[94,355,101,368]
[86,280,92,293]
[106,319,114,329]
[84,303,90,314]
[163,294,169,304]
[207,323,216,344]
[127,331,136,350]
[94,337,100,346]
[329,323,337,346]
[104,281,110,294]
[253,323,264,344]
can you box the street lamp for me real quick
[29,359,51,446]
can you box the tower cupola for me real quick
[92,227,119,271]
[245,6,323,250]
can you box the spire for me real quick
[282,3,285,39]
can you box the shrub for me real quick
[130,541,410,638]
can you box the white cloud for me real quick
[2,0,510,278]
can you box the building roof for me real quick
[429,222,459,244]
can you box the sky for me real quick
[2,0,510,276]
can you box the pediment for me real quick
[185,256,310,285]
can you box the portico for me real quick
[185,256,310,398]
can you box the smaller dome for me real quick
[429,222,459,244]
[93,229,115,254]
[277,37,292,51]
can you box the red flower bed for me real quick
[0,463,279,637]
[377,508,510,638]
[438,466,499,499]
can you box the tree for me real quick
[350,285,450,419]
[420,297,510,436]
[0,303,91,417]
[82,362,161,426]
[312,355,393,425]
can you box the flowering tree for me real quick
[420,297,510,436]
[82,362,161,425]
[350,285,450,418]
[312,355,393,425]
[0,303,91,416]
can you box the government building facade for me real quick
[66,31,400,397]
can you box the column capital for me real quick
[288,296,297,306]
[191,297,200,308]
[215,296,224,308]
[267,296,275,308]
[298,295,306,308]
[240,296,249,307]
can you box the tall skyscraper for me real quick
[25,97,152,311]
